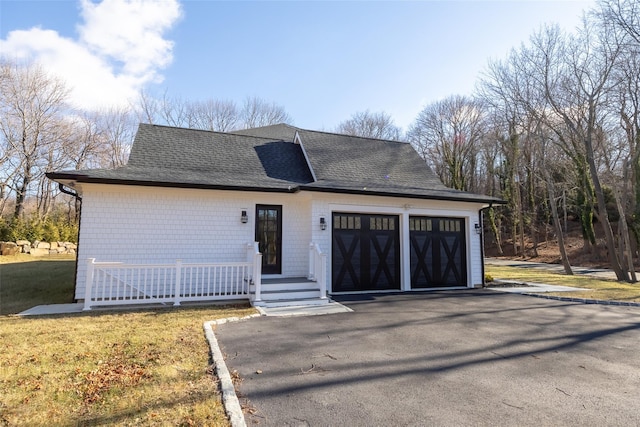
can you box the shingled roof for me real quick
[48,123,502,204]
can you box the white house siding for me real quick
[307,192,486,292]
[75,184,310,300]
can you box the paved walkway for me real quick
[17,301,351,317]
[18,303,84,316]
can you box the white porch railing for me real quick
[247,242,263,303]
[84,245,262,310]
[308,242,328,300]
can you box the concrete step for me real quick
[251,277,327,307]
[259,288,321,300]
[253,297,330,308]
[256,281,318,292]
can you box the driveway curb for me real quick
[519,292,640,307]
[203,314,260,427]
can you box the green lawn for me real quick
[486,265,640,302]
[0,254,257,426]
[0,253,76,315]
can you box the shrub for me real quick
[0,214,78,243]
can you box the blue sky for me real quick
[1,0,594,131]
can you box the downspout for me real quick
[479,203,493,287]
[59,183,82,302]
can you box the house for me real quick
[47,123,503,309]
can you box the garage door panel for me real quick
[410,217,466,288]
[333,231,361,291]
[410,234,433,288]
[370,233,398,288]
[333,213,400,292]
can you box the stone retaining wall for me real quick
[0,240,77,256]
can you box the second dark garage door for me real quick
[332,213,401,292]
[410,216,467,288]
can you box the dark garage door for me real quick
[410,216,467,288]
[332,213,400,292]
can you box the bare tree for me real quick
[240,96,292,129]
[137,92,290,131]
[92,107,136,168]
[189,99,238,132]
[407,95,485,191]
[509,22,630,279]
[335,110,403,141]
[136,89,159,125]
[0,61,69,219]
[595,0,640,44]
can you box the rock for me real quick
[37,242,51,249]
[50,242,58,249]
[16,240,30,246]
[1,242,19,256]
[1,247,19,256]
[30,248,50,256]
[65,243,77,250]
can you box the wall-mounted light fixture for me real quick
[241,210,248,224]
[320,217,327,230]
[474,223,482,234]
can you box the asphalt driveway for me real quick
[214,290,640,426]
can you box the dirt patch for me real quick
[484,221,628,269]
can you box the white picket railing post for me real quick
[174,260,182,306]
[253,250,262,303]
[246,242,255,285]
[246,242,254,264]
[84,258,96,310]
[308,242,315,280]
[309,243,328,300]
[319,252,328,299]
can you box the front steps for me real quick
[251,277,330,308]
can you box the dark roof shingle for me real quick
[48,123,502,204]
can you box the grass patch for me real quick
[0,305,256,426]
[0,254,258,426]
[0,253,76,315]
[486,265,640,302]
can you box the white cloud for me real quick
[0,0,182,111]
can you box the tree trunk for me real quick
[613,185,637,282]
[585,133,629,281]
[488,207,503,255]
[544,169,573,274]
[14,165,32,219]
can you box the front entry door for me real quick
[256,205,282,274]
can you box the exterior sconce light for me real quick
[320,217,327,230]
[241,210,248,224]
[474,223,482,234]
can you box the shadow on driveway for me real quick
[215,290,640,426]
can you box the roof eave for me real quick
[298,184,505,205]
[46,172,300,194]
